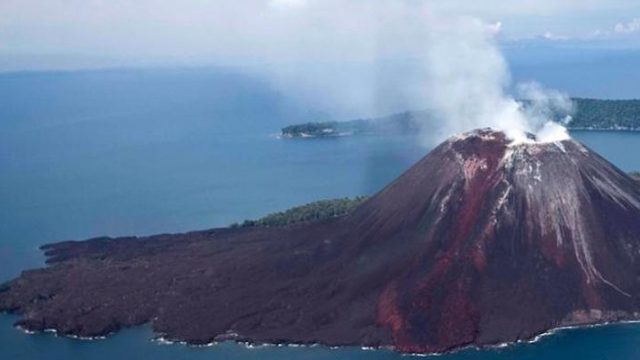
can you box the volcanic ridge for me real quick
[2,128,640,354]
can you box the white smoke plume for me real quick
[255,2,575,145]
[517,82,575,142]
[418,15,574,145]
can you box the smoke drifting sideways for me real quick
[421,17,574,145]
[257,1,574,145]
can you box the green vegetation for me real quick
[281,98,640,138]
[570,99,640,130]
[230,196,368,228]
[231,170,640,230]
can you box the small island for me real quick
[281,111,425,138]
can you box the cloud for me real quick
[414,16,573,144]
[269,0,307,8]
[487,21,503,35]
[521,16,640,43]
[614,18,640,33]
[2,0,640,63]
[542,31,570,41]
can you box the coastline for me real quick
[6,310,640,357]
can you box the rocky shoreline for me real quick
[5,307,640,356]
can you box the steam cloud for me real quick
[260,2,574,145]
[420,16,574,144]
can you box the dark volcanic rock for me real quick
[2,129,640,353]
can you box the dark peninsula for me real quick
[3,129,640,354]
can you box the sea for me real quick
[1,68,639,359]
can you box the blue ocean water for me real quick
[1,69,639,359]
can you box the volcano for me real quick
[2,129,640,353]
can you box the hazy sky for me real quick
[1,0,640,70]
[2,1,640,140]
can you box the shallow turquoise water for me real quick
[1,69,639,359]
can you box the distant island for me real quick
[281,98,640,138]
[281,111,424,138]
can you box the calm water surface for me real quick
[1,69,639,359]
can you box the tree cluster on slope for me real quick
[230,196,368,228]
[569,99,640,129]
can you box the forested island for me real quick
[281,98,640,138]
